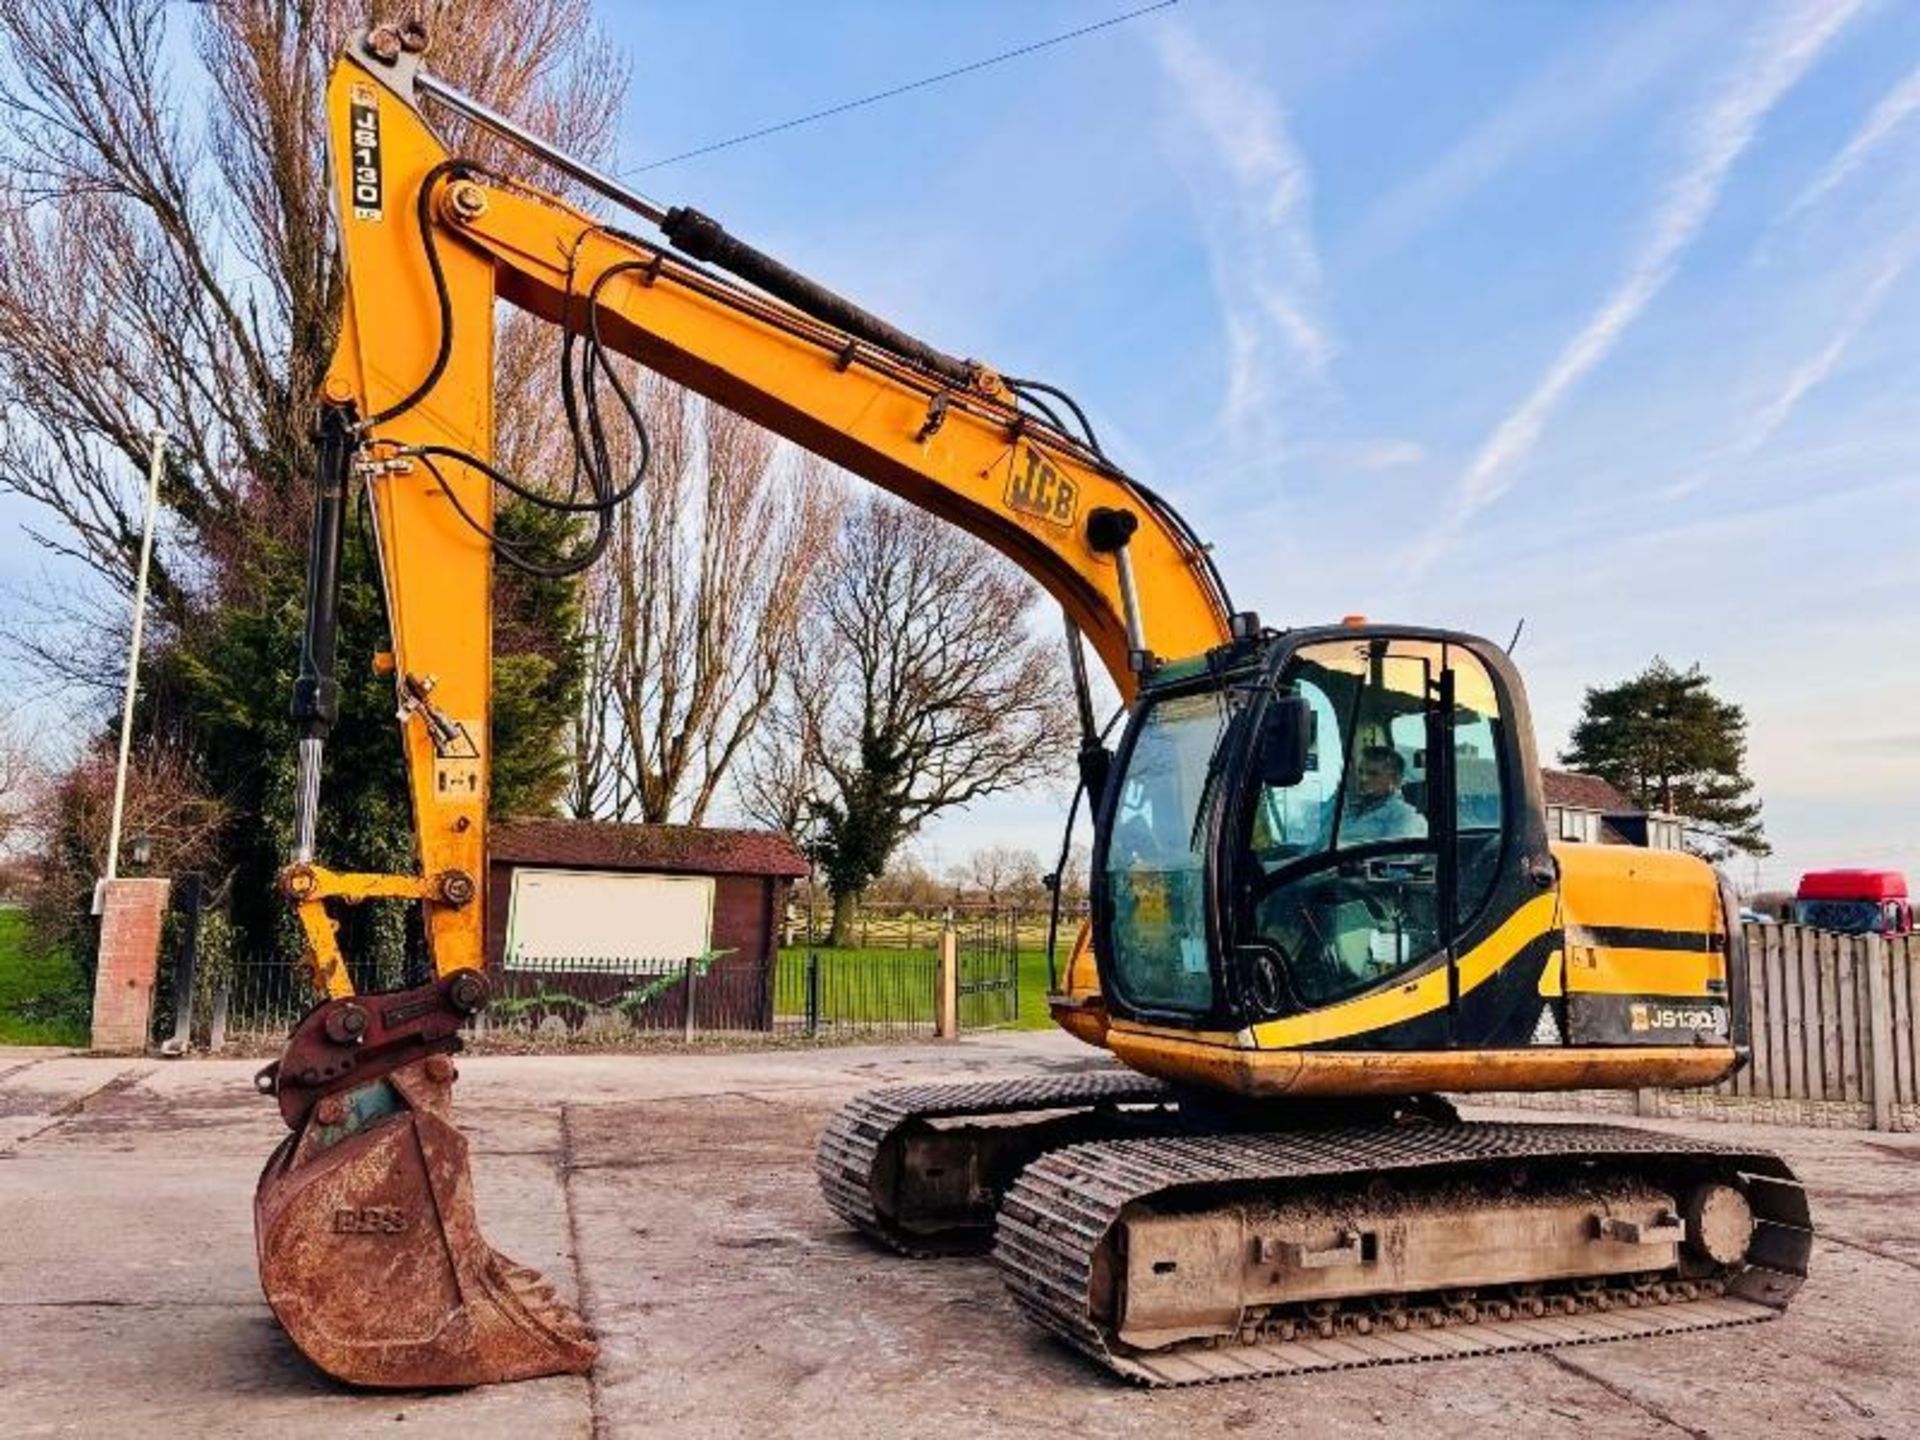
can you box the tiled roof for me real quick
[1541,767,1636,814]
[491,818,809,878]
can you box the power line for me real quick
[618,1,1178,177]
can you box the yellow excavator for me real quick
[255,24,1809,1390]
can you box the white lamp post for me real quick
[97,429,169,906]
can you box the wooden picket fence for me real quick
[1729,924,1917,1127]
[1490,924,1920,1132]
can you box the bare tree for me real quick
[565,552,625,819]
[29,743,229,959]
[0,0,627,957]
[733,607,849,844]
[1056,839,1091,909]
[0,720,43,860]
[864,849,950,910]
[785,495,1074,944]
[953,844,1046,906]
[0,0,622,633]
[575,376,844,825]
[733,693,820,842]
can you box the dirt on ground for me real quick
[1,1033,1915,1439]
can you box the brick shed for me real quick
[487,819,808,1030]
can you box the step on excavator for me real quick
[256,24,1810,1389]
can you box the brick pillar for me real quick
[91,878,171,1053]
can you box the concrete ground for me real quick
[1,1034,1915,1440]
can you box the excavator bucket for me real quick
[253,975,597,1388]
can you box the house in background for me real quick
[486,819,808,1028]
[1541,768,1685,851]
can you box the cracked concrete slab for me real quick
[0,1032,1914,1438]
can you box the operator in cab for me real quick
[1342,746,1425,843]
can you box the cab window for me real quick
[1238,639,1508,1010]
[1101,688,1230,1012]
[1449,653,1507,924]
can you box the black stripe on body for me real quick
[1566,924,1719,953]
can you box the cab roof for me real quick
[1797,869,1907,901]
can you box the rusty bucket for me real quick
[254,977,597,1388]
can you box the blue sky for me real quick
[593,0,1919,890]
[4,1,1913,893]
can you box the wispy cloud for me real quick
[1349,5,1713,269]
[1668,226,1920,497]
[1154,21,1329,461]
[1738,239,1917,449]
[1412,0,1863,570]
[1288,437,1426,471]
[1783,60,1920,222]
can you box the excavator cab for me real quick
[1072,620,1753,1105]
[1093,624,1548,1040]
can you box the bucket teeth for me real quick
[496,1254,594,1341]
[254,1056,598,1388]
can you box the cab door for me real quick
[1228,633,1545,1049]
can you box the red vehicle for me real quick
[1793,869,1913,935]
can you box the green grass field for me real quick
[0,910,1073,1048]
[774,947,1058,1031]
[0,909,90,1047]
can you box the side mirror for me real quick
[1257,694,1313,789]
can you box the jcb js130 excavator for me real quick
[255,25,1809,1390]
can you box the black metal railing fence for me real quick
[190,916,1033,1051]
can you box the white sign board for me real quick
[505,868,715,969]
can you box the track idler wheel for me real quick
[253,978,596,1387]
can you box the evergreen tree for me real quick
[1562,658,1768,861]
[151,494,580,981]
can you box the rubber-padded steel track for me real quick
[994,1123,1811,1386]
[816,1071,1175,1250]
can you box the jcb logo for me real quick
[332,1205,409,1235]
[348,84,384,221]
[1005,447,1076,527]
